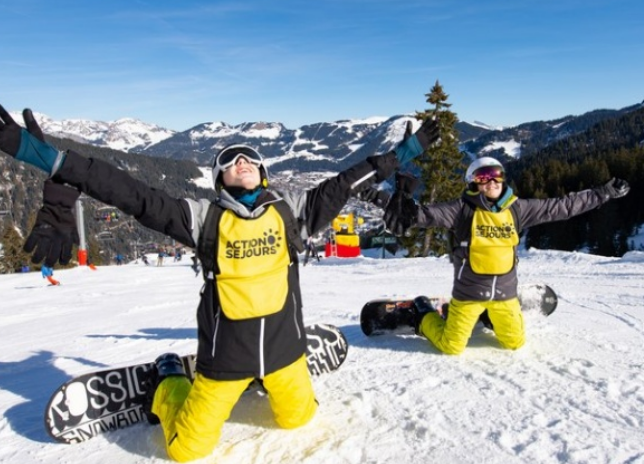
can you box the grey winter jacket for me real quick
[415,186,610,302]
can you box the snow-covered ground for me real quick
[1,248,643,464]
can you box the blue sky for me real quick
[1,0,642,131]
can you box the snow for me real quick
[1,248,644,464]
[192,167,215,190]
[482,139,522,158]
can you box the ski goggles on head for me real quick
[215,145,263,172]
[471,165,505,184]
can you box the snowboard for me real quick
[360,283,558,336]
[44,323,348,444]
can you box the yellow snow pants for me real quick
[419,297,525,355]
[152,354,317,462]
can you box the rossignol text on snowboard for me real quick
[44,323,347,444]
[360,283,558,336]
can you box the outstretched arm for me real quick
[285,119,441,237]
[518,179,630,229]
[0,105,196,247]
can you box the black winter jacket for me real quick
[53,149,398,380]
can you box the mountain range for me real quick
[12,101,643,174]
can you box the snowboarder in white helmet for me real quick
[383,156,630,355]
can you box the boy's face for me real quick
[222,156,261,189]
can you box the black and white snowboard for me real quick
[44,323,348,444]
[360,283,558,336]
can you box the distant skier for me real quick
[190,254,200,276]
[41,265,60,286]
[383,157,630,355]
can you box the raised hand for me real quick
[394,117,440,165]
[0,105,66,174]
[24,180,81,266]
[383,172,420,236]
[598,178,630,200]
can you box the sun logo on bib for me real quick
[263,228,283,248]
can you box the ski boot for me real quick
[438,302,449,320]
[478,310,494,330]
[412,296,438,335]
[412,296,450,334]
[141,353,187,425]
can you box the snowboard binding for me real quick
[412,296,442,334]
[141,353,187,425]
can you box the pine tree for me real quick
[87,236,104,266]
[0,220,31,274]
[400,81,466,257]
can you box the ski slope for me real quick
[1,248,643,464]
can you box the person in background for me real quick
[303,236,321,266]
[190,254,200,276]
[0,105,439,462]
[41,264,60,286]
[384,157,630,355]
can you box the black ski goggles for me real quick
[472,165,505,184]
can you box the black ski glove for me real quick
[356,187,390,208]
[360,119,440,185]
[413,117,441,150]
[0,105,65,174]
[394,118,440,165]
[24,180,81,267]
[383,172,420,236]
[597,178,630,200]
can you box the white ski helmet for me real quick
[464,157,505,183]
[211,144,269,190]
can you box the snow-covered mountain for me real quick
[9,111,176,152]
[10,101,644,171]
[139,116,408,172]
[460,102,644,162]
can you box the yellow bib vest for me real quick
[469,208,519,275]
[216,207,291,320]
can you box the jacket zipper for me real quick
[259,318,266,378]
[489,276,497,301]
[211,306,221,358]
[292,292,302,339]
[457,258,466,280]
